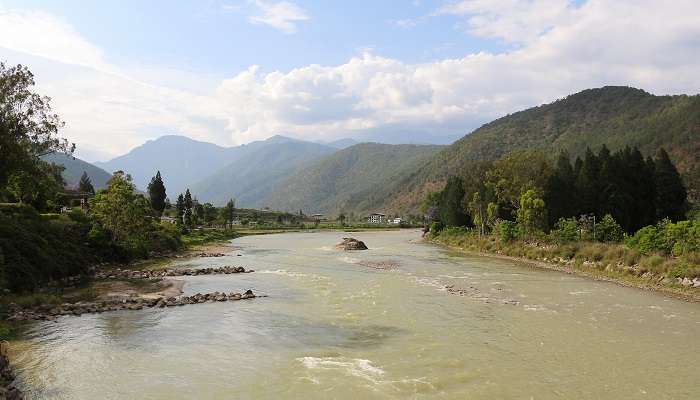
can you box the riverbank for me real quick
[428,231,700,303]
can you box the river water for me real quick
[9,230,700,399]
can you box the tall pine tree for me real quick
[147,171,167,216]
[439,176,469,227]
[654,148,687,221]
[78,171,94,194]
[183,189,194,227]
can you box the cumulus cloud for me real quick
[1,0,699,161]
[248,0,309,34]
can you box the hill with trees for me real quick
[385,86,700,213]
[264,143,443,215]
[189,140,336,207]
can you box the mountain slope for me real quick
[264,143,444,215]
[43,153,112,190]
[385,86,700,212]
[190,141,336,206]
[95,135,233,196]
[94,135,316,198]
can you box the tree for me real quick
[175,194,185,224]
[78,171,95,194]
[0,63,74,190]
[654,148,687,221]
[339,213,346,226]
[544,150,576,226]
[223,199,235,228]
[516,189,547,235]
[439,176,469,227]
[89,172,153,246]
[147,171,167,216]
[468,192,487,235]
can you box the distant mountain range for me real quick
[45,86,699,216]
[42,153,112,190]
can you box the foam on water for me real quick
[298,357,385,381]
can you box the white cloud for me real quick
[248,0,309,34]
[436,0,578,44]
[1,0,699,161]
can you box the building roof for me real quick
[369,213,386,216]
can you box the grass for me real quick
[430,228,700,298]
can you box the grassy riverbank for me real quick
[429,228,700,302]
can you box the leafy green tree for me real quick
[79,171,95,194]
[89,172,153,248]
[439,176,469,227]
[468,191,488,235]
[486,150,551,219]
[147,171,167,216]
[6,161,64,210]
[183,189,194,227]
[496,220,518,242]
[0,63,74,190]
[203,203,218,224]
[516,189,547,235]
[654,148,687,221]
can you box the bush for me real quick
[626,226,659,255]
[430,221,445,234]
[597,214,623,243]
[496,220,518,243]
[552,217,578,242]
[0,205,93,292]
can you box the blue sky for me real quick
[0,0,698,161]
[3,0,510,77]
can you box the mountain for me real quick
[94,135,315,198]
[190,140,336,206]
[325,138,359,149]
[95,135,233,196]
[264,143,444,215]
[42,153,112,190]
[383,86,700,213]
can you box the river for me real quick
[9,230,700,399]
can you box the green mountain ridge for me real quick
[264,143,444,215]
[190,141,336,206]
[382,86,700,214]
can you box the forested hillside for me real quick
[190,141,335,206]
[385,86,700,213]
[265,143,443,215]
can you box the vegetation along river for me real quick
[8,230,700,399]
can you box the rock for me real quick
[335,237,368,251]
[693,278,700,288]
[681,277,693,287]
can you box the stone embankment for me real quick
[95,266,252,280]
[0,351,21,400]
[8,290,259,322]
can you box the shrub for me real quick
[496,220,518,243]
[430,221,445,234]
[552,217,578,242]
[625,226,659,255]
[596,214,623,242]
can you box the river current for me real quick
[9,230,700,399]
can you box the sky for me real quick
[1,0,699,162]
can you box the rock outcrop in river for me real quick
[335,237,368,251]
[94,266,251,280]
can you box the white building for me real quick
[368,213,386,223]
[393,217,402,224]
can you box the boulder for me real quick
[335,237,368,251]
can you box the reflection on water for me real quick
[10,230,700,399]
